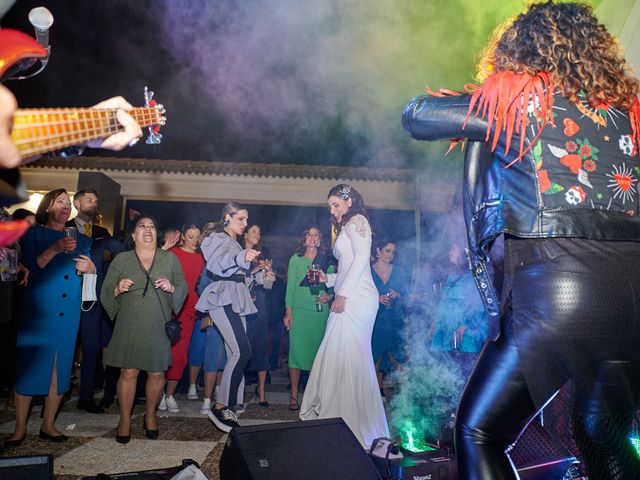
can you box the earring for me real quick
[223,220,229,227]
[376,253,380,258]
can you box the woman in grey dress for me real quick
[101,215,187,443]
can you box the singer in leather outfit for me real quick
[403,2,640,479]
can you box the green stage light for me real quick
[398,421,437,453]
[631,436,640,458]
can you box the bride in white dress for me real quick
[300,184,390,449]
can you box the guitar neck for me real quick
[11,107,161,159]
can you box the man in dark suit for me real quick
[67,188,124,413]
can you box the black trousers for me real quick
[455,238,640,479]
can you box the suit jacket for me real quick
[65,220,124,293]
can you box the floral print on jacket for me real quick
[531,93,638,215]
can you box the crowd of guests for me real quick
[0,186,488,447]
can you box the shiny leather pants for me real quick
[454,313,640,479]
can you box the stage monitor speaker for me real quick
[0,454,53,480]
[219,418,382,480]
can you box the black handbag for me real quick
[165,318,181,345]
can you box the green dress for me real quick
[101,249,187,372]
[285,254,333,370]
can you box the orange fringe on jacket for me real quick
[463,71,555,165]
[427,71,640,163]
[426,72,554,163]
[630,97,640,158]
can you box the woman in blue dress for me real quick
[370,238,407,396]
[5,189,95,448]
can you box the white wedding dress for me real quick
[300,214,390,449]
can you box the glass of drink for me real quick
[263,268,275,290]
[0,248,18,281]
[307,264,321,287]
[384,290,394,309]
[63,226,77,254]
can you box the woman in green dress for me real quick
[283,226,333,410]
[101,215,187,443]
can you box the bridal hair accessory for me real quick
[338,185,352,200]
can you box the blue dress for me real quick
[371,265,408,371]
[16,226,91,395]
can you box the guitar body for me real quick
[0,29,47,80]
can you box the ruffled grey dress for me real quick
[195,232,257,317]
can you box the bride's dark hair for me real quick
[327,184,369,231]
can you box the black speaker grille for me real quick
[220,418,381,480]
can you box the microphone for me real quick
[5,6,54,80]
[28,7,54,52]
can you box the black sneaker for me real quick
[208,407,239,433]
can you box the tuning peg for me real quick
[144,86,163,145]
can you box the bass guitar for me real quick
[0,29,166,245]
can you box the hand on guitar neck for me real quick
[84,96,143,151]
[0,85,19,169]
[0,84,143,169]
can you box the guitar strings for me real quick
[12,107,162,156]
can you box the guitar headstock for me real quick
[144,86,166,145]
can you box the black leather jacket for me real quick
[403,93,640,338]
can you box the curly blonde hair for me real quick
[477,1,639,109]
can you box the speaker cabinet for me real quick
[219,418,382,480]
[0,454,53,480]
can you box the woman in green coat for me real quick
[283,226,333,411]
[101,215,187,443]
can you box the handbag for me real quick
[165,318,181,345]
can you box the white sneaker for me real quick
[231,403,245,415]
[158,394,168,411]
[187,384,199,400]
[200,398,211,415]
[165,395,180,413]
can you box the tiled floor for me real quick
[0,368,302,479]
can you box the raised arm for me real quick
[402,94,489,143]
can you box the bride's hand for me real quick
[331,295,346,313]
[318,270,328,283]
